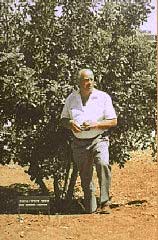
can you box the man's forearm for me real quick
[60,118,117,131]
[95,119,117,130]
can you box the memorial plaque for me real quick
[18,196,50,215]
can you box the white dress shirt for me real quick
[61,88,117,139]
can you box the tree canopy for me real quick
[0,0,156,197]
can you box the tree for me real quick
[0,0,156,199]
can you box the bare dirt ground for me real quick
[0,150,157,240]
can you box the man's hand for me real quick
[69,120,82,133]
[60,118,82,132]
[80,121,91,131]
[84,122,98,130]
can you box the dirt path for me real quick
[0,150,157,240]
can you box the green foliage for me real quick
[0,0,156,196]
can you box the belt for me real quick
[74,136,97,141]
[73,131,109,141]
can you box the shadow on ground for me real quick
[0,184,148,215]
[0,184,85,215]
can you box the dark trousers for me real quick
[72,136,111,213]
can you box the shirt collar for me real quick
[76,88,97,96]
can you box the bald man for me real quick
[60,69,117,214]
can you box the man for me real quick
[60,68,117,214]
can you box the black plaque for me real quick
[18,196,50,215]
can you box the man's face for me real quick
[79,71,94,95]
